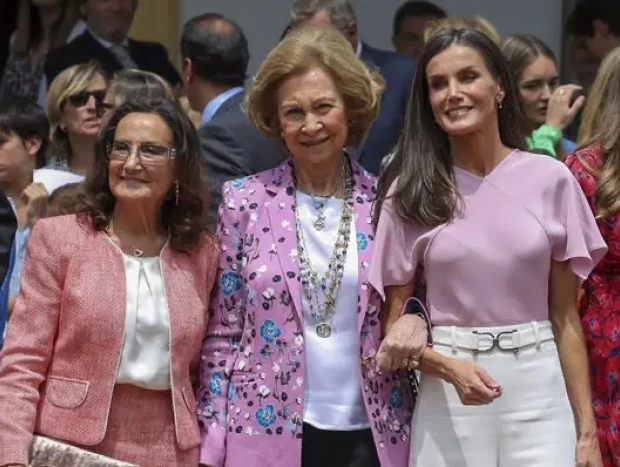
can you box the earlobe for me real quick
[25,137,43,157]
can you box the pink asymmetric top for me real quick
[369,150,607,327]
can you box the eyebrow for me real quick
[113,139,167,146]
[521,75,559,84]
[427,65,480,78]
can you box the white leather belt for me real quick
[432,321,555,354]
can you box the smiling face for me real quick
[426,44,503,137]
[108,112,176,206]
[517,55,559,127]
[276,66,348,169]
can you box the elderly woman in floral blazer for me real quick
[196,26,428,467]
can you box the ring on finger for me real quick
[558,88,565,95]
[407,357,420,370]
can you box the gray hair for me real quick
[291,0,357,31]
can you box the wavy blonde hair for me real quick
[424,16,502,44]
[47,60,107,142]
[577,46,620,218]
[246,25,384,147]
[46,61,107,167]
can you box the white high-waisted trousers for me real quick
[410,321,576,467]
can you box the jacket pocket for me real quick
[45,375,89,409]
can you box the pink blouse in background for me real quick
[369,150,607,327]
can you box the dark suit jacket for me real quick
[0,188,16,286]
[358,42,415,175]
[198,91,287,225]
[44,30,181,87]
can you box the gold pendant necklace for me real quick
[108,219,145,257]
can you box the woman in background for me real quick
[566,46,620,467]
[46,60,108,176]
[100,69,176,123]
[0,0,84,105]
[502,35,584,159]
[424,16,502,44]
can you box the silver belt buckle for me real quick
[472,329,519,354]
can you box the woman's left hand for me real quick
[376,314,428,371]
[576,432,603,467]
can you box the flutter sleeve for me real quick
[546,164,607,280]
[368,182,429,300]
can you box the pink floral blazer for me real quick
[197,159,414,467]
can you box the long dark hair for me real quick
[376,28,525,227]
[78,99,212,251]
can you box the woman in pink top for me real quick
[370,29,607,466]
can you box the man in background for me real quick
[291,0,415,175]
[567,0,620,64]
[45,0,180,87]
[392,1,447,58]
[181,13,286,224]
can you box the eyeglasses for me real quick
[67,89,107,108]
[108,140,177,166]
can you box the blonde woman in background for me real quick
[423,16,502,44]
[566,46,620,467]
[0,0,85,105]
[46,60,108,176]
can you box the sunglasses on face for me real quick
[67,89,107,108]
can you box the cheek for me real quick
[278,124,298,150]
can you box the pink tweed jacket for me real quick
[197,159,414,467]
[0,215,218,466]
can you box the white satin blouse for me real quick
[115,254,171,390]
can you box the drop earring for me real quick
[175,181,179,205]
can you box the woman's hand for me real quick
[376,314,428,371]
[447,359,502,405]
[575,432,603,466]
[546,84,585,131]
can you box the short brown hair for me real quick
[246,25,384,147]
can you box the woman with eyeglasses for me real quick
[0,99,218,467]
[45,60,108,176]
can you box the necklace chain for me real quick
[296,162,346,231]
[295,159,354,338]
[108,219,145,257]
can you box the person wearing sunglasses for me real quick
[0,99,217,466]
[46,60,108,176]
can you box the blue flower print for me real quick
[260,319,282,343]
[256,404,277,427]
[357,232,369,251]
[227,382,237,401]
[390,387,403,408]
[209,373,223,395]
[221,271,243,296]
[231,178,244,189]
